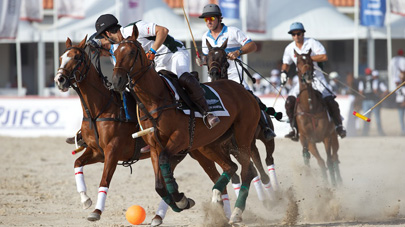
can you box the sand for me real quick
[1,108,405,227]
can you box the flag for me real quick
[20,0,43,22]
[187,0,210,18]
[360,0,386,27]
[0,0,22,39]
[119,0,144,26]
[57,0,85,19]
[391,0,405,16]
[219,0,239,19]
[247,0,267,33]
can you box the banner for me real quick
[391,0,405,15]
[247,0,267,33]
[119,0,144,27]
[20,0,43,22]
[187,0,210,18]
[57,0,85,19]
[0,0,22,39]
[360,0,386,27]
[0,97,82,137]
[219,0,239,19]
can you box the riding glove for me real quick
[280,70,288,85]
[195,56,204,66]
[146,51,156,61]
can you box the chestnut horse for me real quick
[111,26,260,224]
[294,49,342,186]
[54,37,232,224]
[205,40,279,198]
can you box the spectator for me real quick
[389,49,405,91]
[395,81,405,136]
[328,71,341,95]
[358,68,386,136]
[371,70,388,136]
[252,73,270,96]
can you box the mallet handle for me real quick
[182,4,201,59]
[364,80,405,116]
[132,127,155,138]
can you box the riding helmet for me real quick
[95,14,119,39]
[288,22,306,34]
[199,4,222,18]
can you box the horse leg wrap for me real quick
[159,163,178,194]
[162,195,182,212]
[213,172,231,192]
[95,187,108,212]
[234,184,250,211]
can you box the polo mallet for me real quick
[273,85,283,107]
[314,66,365,98]
[182,3,201,59]
[353,80,405,122]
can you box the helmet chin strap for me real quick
[102,33,117,44]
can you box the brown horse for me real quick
[111,26,260,224]
[294,49,342,186]
[54,36,232,224]
[205,39,279,197]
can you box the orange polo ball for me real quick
[125,205,146,225]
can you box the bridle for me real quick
[208,48,229,80]
[58,46,90,85]
[298,55,314,84]
[112,39,152,87]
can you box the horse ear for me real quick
[206,39,213,51]
[66,38,72,48]
[293,49,298,56]
[131,25,139,40]
[78,35,87,49]
[221,38,228,49]
[308,48,312,55]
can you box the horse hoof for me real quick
[175,194,195,210]
[211,189,222,203]
[229,207,243,224]
[87,212,100,222]
[151,215,163,226]
[82,198,92,209]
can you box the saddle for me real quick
[158,69,201,114]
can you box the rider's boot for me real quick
[178,72,220,129]
[259,110,276,141]
[284,96,299,141]
[324,96,346,138]
[66,131,87,147]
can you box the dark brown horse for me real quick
[294,49,342,186]
[111,26,260,224]
[54,36,232,224]
[205,39,279,197]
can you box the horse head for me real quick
[295,49,314,84]
[206,38,229,81]
[55,36,89,92]
[112,26,149,92]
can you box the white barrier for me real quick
[0,97,82,137]
[0,95,353,138]
[259,95,353,137]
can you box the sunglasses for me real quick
[291,32,302,37]
[204,17,216,22]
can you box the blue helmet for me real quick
[288,22,306,34]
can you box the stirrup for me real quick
[285,128,299,141]
[203,113,220,129]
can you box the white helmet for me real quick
[329,71,339,79]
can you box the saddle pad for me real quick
[161,76,230,118]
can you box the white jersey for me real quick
[390,55,405,84]
[109,20,190,77]
[282,37,332,97]
[202,24,252,89]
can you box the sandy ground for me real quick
[1,108,405,227]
